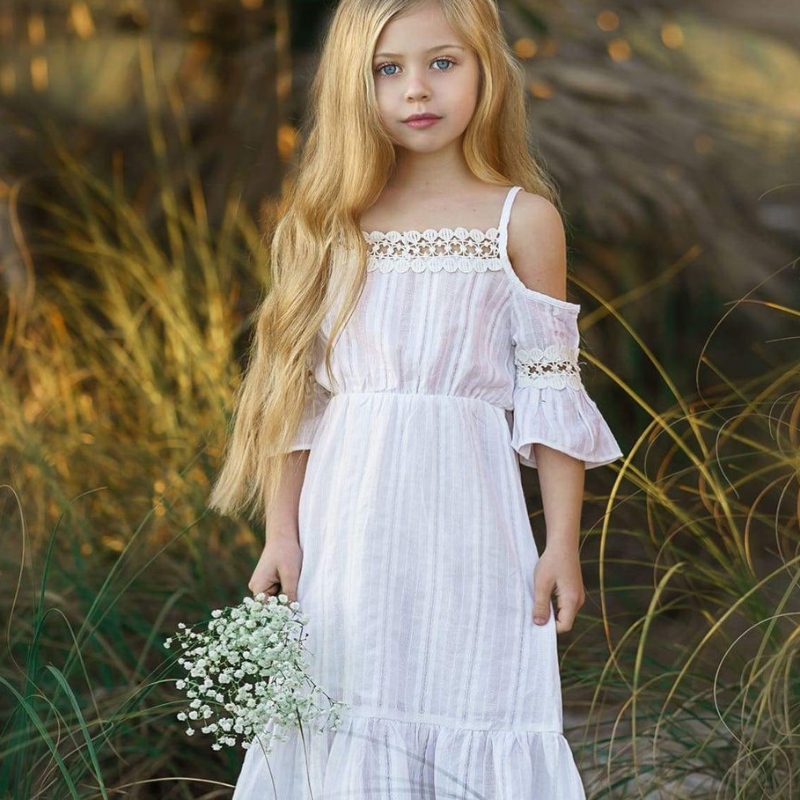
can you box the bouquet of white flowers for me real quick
[165,592,346,753]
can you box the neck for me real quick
[387,140,473,194]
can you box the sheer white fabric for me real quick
[507,287,623,469]
[233,186,623,799]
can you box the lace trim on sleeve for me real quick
[515,344,584,390]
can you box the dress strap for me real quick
[498,185,523,256]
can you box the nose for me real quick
[404,71,431,102]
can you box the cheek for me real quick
[470,65,481,102]
[467,74,481,117]
[373,87,397,136]
[451,61,478,106]
[374,83,392,115]
[458,76,480,118]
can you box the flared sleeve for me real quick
[287,334,332,453]
[509,289,624,470]
[288,379,331,452]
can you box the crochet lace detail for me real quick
[363,227,503,273]
[515,345,584,390]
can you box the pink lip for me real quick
[404,114,441,129]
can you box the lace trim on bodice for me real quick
[515,345,584,390]
[363,227,504,273]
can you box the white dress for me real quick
[232,185,624,799]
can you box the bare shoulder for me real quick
[506,191,568,302]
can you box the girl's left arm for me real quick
[506,193,623,633]
[531,444,586,632]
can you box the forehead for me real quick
[374,2,464,53]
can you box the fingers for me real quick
[533,572,554,626]
[552,589,585,634]
[278,564,300,604]
[248,576,280,598]
[248,566,301,604]
[532,556,586,632]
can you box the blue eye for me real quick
[376,63,399,77]
[374,57,456,76]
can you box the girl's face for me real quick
[372,1,480,156]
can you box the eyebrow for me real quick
[373,44,465,59]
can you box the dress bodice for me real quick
[317,228,517,409]
[314,188,579,410]
[296,185,623,471]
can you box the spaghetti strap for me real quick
[498,185,523,256]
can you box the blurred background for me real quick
[0,1,798,798]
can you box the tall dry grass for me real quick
[566,280,800,798]
[1,100,266,798]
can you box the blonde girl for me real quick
[210,0,623,796]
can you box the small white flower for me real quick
[168,595,346,751]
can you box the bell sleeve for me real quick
[287,334,332,453]
[288,379,331,452]
[509,290,624,470]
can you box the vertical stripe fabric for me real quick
[232,186,623,798]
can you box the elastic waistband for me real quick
[329,390,509,412]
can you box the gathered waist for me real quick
[328,390,510,413]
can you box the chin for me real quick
[403,144,448,156]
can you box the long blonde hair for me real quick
[208,0,560,527]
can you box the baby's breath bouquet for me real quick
[165,592,346,753]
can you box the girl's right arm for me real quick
[248,450,309,603]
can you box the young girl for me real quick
[209,0,623,796]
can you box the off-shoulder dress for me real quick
[232,184,624,799]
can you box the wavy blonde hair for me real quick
[208,0,560,527]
